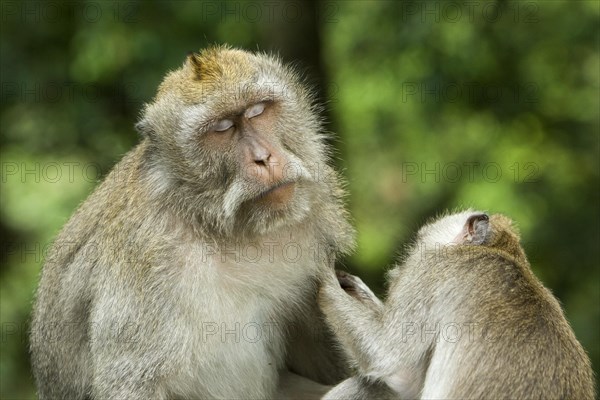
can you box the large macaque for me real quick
[30,46,356,399]
[320,210,595,399]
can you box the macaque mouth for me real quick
[255,181,296,205]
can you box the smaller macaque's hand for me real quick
[317,264,339,287]
[335,270,384,307]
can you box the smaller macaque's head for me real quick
[416,210,526,261]
[136,46,336,237]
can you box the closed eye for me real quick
[245,102,266,119]
[214,119,234,132]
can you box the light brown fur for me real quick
[30,46,355,399]
[320,210,595,399]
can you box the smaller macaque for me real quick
[320,210,595,399]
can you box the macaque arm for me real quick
[318,271,390,374]
[323,376,397,400]
[319,271,430,379]
[275,370,332,400]
[89,280,172,399]
[91,359,167,400]
[285,299,351,384]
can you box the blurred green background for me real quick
[1,0,598,398]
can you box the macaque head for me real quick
[415,210,526,261]
[136,46,333,237]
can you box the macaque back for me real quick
[321,211,595,399]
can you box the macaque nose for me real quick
[243,136,285,184]
[250,140,271,166]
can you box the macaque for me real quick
[30,46,356,399]
[320,210,595,399]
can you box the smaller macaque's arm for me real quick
[319,269,433,381]
[318,269,391,375]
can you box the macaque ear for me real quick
[455,213,489,245]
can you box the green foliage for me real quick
[1,1,598,397]
[324,1,599,390]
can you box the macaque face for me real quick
[219,101,296,209]
[143,49,326,236]
[195,98,312,225]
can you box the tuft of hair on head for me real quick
[185,52,203,80]
[184,45,231,82]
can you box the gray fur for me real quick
[30,47,354,399]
